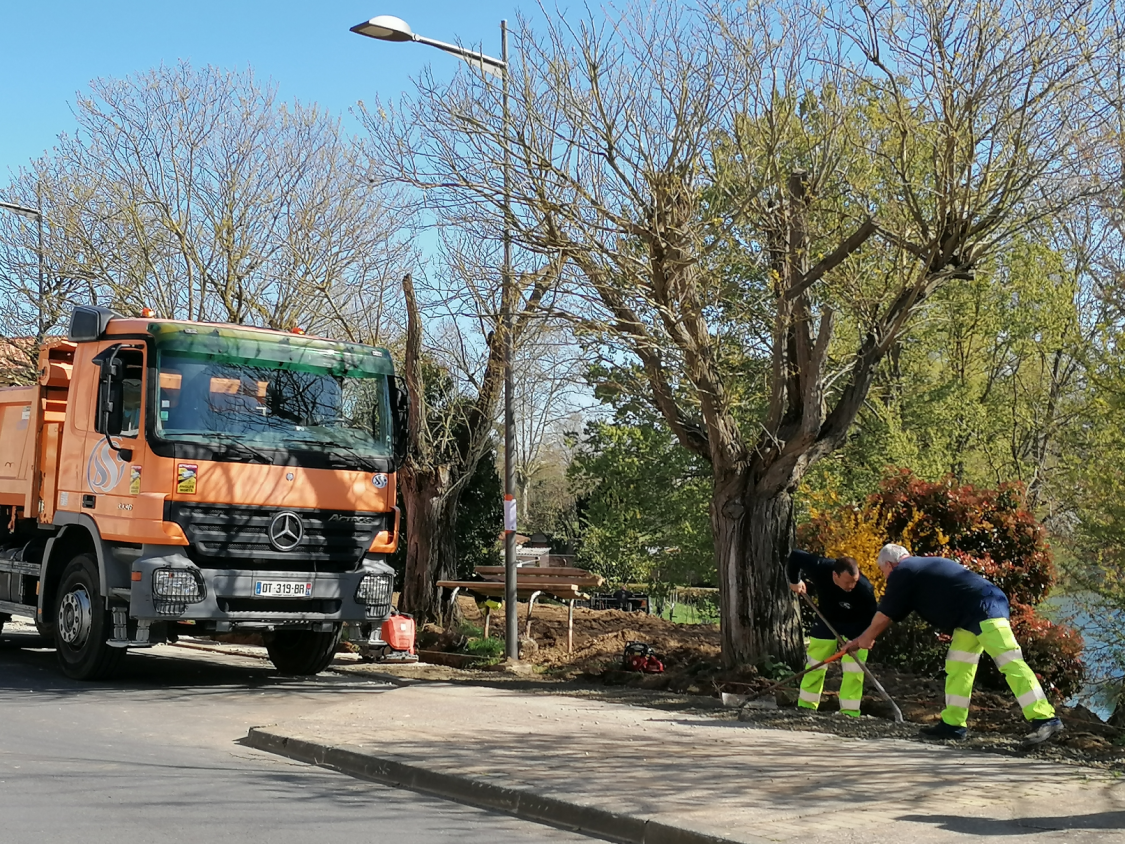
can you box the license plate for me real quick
[254,580,313,598]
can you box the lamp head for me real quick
[350,15,415,42]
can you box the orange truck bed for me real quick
[0,385,36,507]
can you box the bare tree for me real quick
[0,61,411,342]
[511,322,587,520]
[365,0,1106,666]
[395,251,553,620]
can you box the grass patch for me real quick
[662,602,720,625]
[465,636,505,660]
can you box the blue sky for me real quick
[0,1,545,180]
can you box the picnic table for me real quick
[436,566,605,653]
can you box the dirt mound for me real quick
[438,595,722,676]
[419,596,765,697]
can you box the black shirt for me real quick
[877,556,1009,635]
[787,549,878,639]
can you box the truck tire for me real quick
[265,625,342,675]
[55,554,125,680]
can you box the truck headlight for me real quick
[152,568,205,615]
[355,572,393,619]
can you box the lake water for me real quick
[1042,593,1124,721]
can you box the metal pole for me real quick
[0,198,44,343]
[35,193,44,345]
[501,19,519,661]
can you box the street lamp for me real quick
[352,14,520,661]
[0,199,45,344]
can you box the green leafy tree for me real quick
[454,439,503,578]
[569,413,713,591]
[804,236,1095,512]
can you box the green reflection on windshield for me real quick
[148,322,394,377]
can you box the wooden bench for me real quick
[437,565,605,653]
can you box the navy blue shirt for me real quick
[877,556,1009,634]
[787,550,877,639]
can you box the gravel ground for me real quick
[734,704,1125,771]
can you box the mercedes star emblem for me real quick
[268,511,304,552]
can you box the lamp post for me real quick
[0,198,45,344]
[352,15,520,661]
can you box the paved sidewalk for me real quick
[245,681,1125,844]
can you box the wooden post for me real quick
[567,600,575,654]
[483,607,491,639]
[525,590,542,638]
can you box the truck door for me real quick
[83,344,147,537]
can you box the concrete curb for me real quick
[243,727,750,844]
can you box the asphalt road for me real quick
[0,622,593,843]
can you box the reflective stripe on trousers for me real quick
[799,637,867,717]
[940,618,1055,728]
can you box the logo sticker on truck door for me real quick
[87,439,126,493]
[176,463,198,494]
[129,465,142,495]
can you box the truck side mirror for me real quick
[94,348,125,437]
[388,376,410,470]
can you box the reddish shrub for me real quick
[870,470,1054,605]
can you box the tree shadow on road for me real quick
[898,811,1125,835]
[0,628,393,702]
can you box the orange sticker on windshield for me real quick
[177,463,198,494]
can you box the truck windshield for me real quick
[150,325,394,469]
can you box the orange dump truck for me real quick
[0,306,407,679]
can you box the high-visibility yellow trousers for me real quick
[798,637,868,717]
[941,617,1056,727]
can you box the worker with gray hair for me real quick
[844,543,1063,745]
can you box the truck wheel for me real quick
[55,554,125,680]
[265,625,342,675]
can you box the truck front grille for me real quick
[217,598,343,614]
[165,503,386,573]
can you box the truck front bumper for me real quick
[129,547,394,627]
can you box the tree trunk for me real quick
[399,464,463,623]
[712,469,804,669]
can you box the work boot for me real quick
[919,720,968,741]
[1022,717,1064,747]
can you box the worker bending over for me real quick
[846,543,1063,745]
[787,550,877,717]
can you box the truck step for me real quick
[0,599,36,619]
[0,559,40,577]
